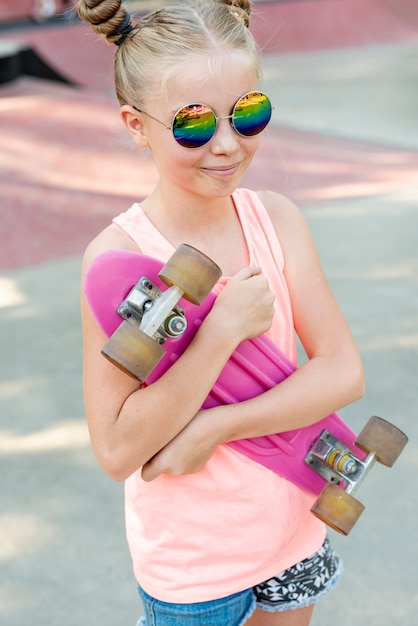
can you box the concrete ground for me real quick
[0,1,417,625]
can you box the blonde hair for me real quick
[76,0,261,107]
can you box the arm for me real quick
[142,191,365,481]
[81,225,275,481]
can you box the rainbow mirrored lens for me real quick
[172,92,272,148]
[232,92,272,137]
[173,104,216,149]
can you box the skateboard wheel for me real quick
[355,415,408,467]
[311,484,365,536]
[159,244,222,305]
[102,321,165,382]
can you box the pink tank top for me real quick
[113,188,326,602]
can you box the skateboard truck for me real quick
[100,244,222,382]
[304,416,408,535]
[118,277,188,345]
[305,430,375,495]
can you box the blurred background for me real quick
[0,1,417,625]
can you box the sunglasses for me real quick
[133,91,272,149]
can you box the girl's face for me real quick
[137,51,263,201]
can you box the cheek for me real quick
[167,140,206,166]
[155,142,202,177]
[246,135,261,155]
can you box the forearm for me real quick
[139,347,364,482]
[205,350,365,445]
[91,309,241,481]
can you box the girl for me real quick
[77,1,365,624]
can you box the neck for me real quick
[142,186,233,237]
[140,188,248,274]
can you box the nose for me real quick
[210,117,241,154]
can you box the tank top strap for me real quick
[113,203,175,262]
[232,188,284,273]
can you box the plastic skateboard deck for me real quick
[83,247,408,534]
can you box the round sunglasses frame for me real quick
[132,91,272,148]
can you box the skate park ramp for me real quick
[0,39,73,84]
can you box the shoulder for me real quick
[255,190,300,222]
[236,188,301,230]
[254,190,310,249]
[81,222,139,276]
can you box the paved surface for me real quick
[0,1,417,625]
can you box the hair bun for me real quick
[76,0,132,44]
[224,0,251,27]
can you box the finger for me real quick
[233,266,261,280]
[141,458,160,482]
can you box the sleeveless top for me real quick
[113,188,326,602]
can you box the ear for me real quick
[120,105,150,147]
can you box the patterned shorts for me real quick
[136,538,342,624]
[253,537,343,613]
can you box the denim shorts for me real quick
[137,537,342,625]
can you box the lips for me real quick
[202,163,241,177]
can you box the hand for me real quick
[210,267,275,344]
[141,410,220,482]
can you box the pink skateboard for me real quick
[83,245,408,535]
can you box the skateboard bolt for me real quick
[140,279,153,291]
[165,315,187,336]
[327,450,357,475]
[118,305,131,319]
[331,452,357,475]
[339,457,357,475]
